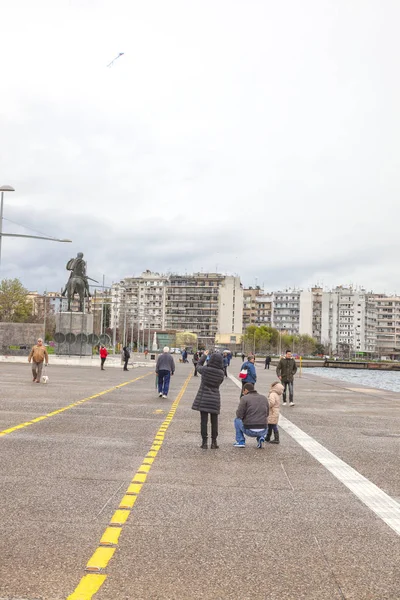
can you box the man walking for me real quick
[28,338,49,383]
[233,383,269,448]
[276,350,297,406]
[156,346,175,398]
[265,355,271,369]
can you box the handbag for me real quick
[239,368,248,380]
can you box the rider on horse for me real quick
[62,252,91,298]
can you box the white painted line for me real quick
[228,374,400,536]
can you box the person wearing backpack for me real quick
[239,355,257,395]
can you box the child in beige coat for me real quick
[267,381,284,444]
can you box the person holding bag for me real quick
[192,350,225,449]
[239,355,257,395]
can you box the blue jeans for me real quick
[282,381,294,402]
[157,370,171,395]
[234,418,268,444]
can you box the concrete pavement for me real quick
[0,359,399,599]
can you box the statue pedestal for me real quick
[55,312,94,356]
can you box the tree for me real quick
[0,278,33,322]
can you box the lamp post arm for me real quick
[0,233,72,242]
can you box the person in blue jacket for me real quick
[240,355,257,395]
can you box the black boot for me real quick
[201,438,208,449]
[210,439,219,449]
[270,430,280,444]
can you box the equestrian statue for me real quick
[61,252,98,311]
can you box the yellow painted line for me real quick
[119,495,138,509]
[0,372,152,439]
[86,547,115,571]
[138,464,151,473]
[100,527,122,546]
[126,483,143,495]
[67,373,192,599]
[110,509,130,525]
[132,473,147,483]
[67,573,107,599]
[143,457,154,465]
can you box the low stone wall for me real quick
[0,323,44,355]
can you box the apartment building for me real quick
[110,271,243,347]
[243,288,264,328]
[255,294,273,326]
[320,287,377,354]
[374,296,400,356]
[27,291,68,317]
[111,271,168,332]
[272,289,301,334]
[165,273,243,346]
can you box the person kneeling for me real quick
[234,383,269,449]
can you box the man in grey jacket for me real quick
[233,383,269,449]
[155,347,175,398]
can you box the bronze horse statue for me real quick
[65,275,88,312]
[62,252,96,311]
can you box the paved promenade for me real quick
[0,359,399,599]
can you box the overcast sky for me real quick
[1,0,399,294]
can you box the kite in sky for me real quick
[107,52,124,67]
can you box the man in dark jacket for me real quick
[265,355,271,369]
[192,351,224,449]
[122,346,130,371]
[276,350,297,406]
[156,347,175,398]
[234,383,269,448]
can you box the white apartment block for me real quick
[374,296,400,355]
[111,271,168,331]
[252,285,377,354]
[320,287,377,354]
[272,290,301,334]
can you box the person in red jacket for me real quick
[100,345,108,370]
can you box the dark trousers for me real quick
[200,411,218,441]
[267,424,278,435]
[282,381,294,402]
[265,363,270,369]
[123,358,129,370]
[223,366,227,377]
[193,364,198,376]
[158,370,171,395]
[101,357,106,369]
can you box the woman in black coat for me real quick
[192,350,225,449]
[122,346,130,371]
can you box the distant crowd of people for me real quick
[26,339,297,451]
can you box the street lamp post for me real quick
[0,185,15,268]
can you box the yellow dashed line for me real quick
[67,574,107,599]
[67,373,192,599]
[100,527,122,546]
[0,373,152,439]
[86,547,115,571]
